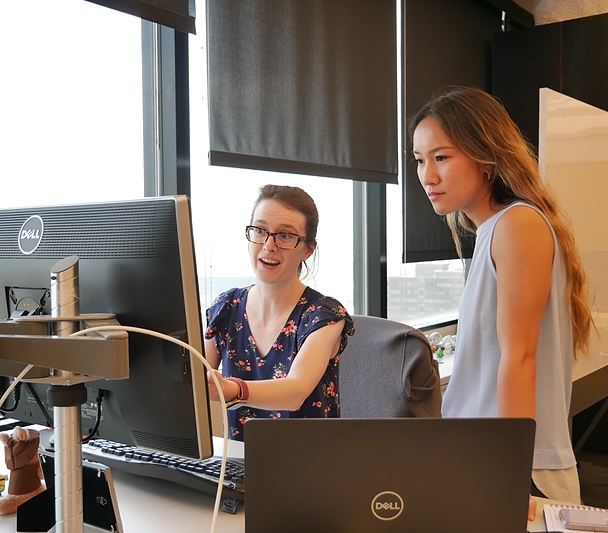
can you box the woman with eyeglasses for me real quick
[204,184,354,441]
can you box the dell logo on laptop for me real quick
[371,491,404,521]
[18,215,44,255]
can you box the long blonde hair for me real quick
[408,86,594,356]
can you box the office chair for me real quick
[340,315,442,418]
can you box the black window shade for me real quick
[206,0,398,184]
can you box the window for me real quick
[193,0,461,326]
[3,0,459,329]
[0,0,143,209]
[188,17,354,314]
[386,180,464,327]
[387,1,465,327]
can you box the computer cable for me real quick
[24,383,54,427]
[70,325,230,533]
[0,364,34,412]
[0,325,230,533]
[81,389,104,444]
[0,381,21,413]
[0,379,54,427]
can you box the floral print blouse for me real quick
[205,285,355,441]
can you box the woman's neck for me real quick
[247,280,307,321]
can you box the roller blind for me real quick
[206,0,398,184]
[85,0,196,34]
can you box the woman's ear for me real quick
[303,242,316,261]
[483,163,495,177]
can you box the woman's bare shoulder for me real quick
[493,205,554,262]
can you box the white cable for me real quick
[70,325,230,533]
[0,364,35,410]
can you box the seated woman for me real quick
[205,184,355,440]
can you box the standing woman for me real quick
[205,184,354,441]
[409,87,594,508]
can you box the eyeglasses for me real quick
[245,225,308,249]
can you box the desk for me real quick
[437,350,608,415]
[527,496,579,532]
[438,350,608,398]
[439,350,608,454]
[571,351,608,417]
[436,351,454,392]
[571,351,608,453]
[0,436,245,533]
[0,436,581,533]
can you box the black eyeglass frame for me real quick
[245,225,308,249]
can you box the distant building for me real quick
[388,263,464,325]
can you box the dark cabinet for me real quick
[562,15,608,111]
[493,12,608,148]
[404,0,501,262]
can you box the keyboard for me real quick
[80,439,245,502]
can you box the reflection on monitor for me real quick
[0,196,213,461]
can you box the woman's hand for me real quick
[206,369,239,403]
[528,495,537,521]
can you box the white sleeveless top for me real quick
[442,202,576,470]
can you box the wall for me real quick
[539,88,608,357]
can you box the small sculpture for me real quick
[0,427,46,515]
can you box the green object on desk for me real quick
[436,347,443,358]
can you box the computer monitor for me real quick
[0,195,213,461]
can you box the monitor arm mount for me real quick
[0,256,129,533]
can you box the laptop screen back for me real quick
[244,418,535,533]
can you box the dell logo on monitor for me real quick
[18,215,44,255]
[371,491,404,521]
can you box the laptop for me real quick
[244,418,535,533]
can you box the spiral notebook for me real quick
[544,503,608,532]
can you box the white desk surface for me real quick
[438,349,608,383]
[438,349,608,407]
[573,350,608,381]
[528,497,562,532]
[436,351,454,387]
